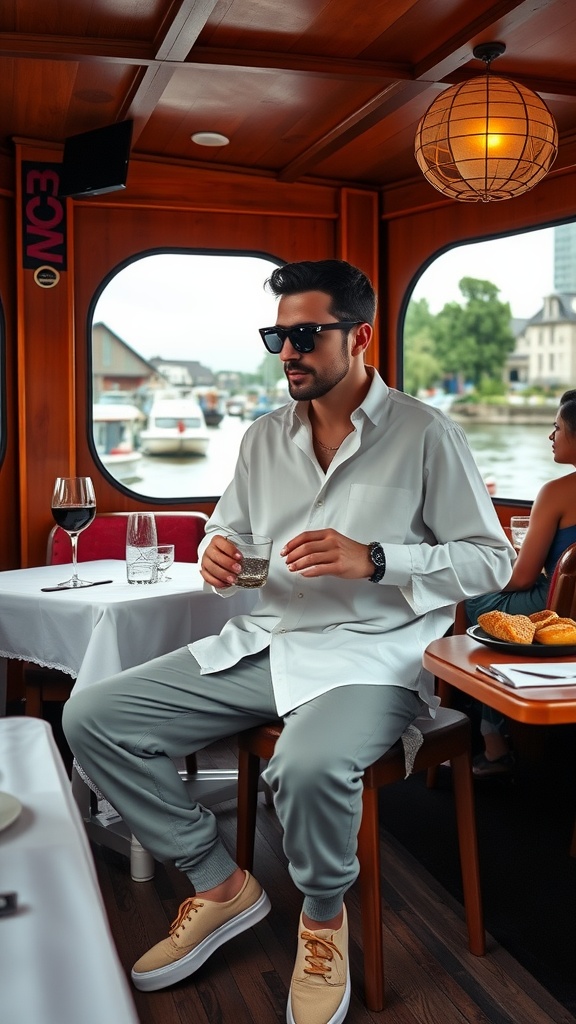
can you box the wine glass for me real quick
[156,543,175,581]
[51,476,97,588]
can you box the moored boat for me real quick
[92,401,144,482]
[140,398,210,456]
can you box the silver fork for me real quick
[475,664,511,684]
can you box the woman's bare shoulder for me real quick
[536,471,576,525]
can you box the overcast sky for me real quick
[94,253,280,374]
[94,226,556,373]
[410,225,555,317]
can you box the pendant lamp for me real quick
[414,43,558,202]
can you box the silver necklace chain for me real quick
[313,434,342,452]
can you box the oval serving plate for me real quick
[0,791,23,833]
[466,624,576,658]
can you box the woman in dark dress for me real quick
[466,389,576,776]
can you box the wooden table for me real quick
[423,632,576,854]
[423,634,576,725]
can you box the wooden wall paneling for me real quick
[87,159,339,219]
[338,188,380,369]
[15,142,76,567]
[70,167,341,512]
[0,183,20,571]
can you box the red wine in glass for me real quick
[51,476,97,588]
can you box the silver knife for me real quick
[41,580,114,592]
[511,667,576,679]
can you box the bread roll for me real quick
[535,620,576,645]
[528,609,559,627]
[478,610,536,644]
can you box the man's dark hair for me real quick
[265,259,377,325]
[559,389,576,436]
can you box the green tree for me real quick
[403,298,443,395]
[432,277,515,389]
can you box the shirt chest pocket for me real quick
[344,483,410,543]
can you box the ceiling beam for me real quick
[186,47,412,82]
[124,0,220,142]
[277,81,428,183]
[414,0,551,80]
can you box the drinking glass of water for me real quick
[126,512,158,584]
[227,533,272,588]
[510,515,530,549]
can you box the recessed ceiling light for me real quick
[191,132,230,147]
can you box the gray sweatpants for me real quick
[63,647,422,921]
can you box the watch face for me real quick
[370,543,385,567]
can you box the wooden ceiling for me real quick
[2,0,576,190]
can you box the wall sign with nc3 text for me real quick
[21,162,67,272]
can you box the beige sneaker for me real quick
[287,906,350,1024]
[131,870,270,991]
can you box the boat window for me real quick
[403,222,576,501]
[89,251,282,500]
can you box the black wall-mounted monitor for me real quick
[58,120,133,198]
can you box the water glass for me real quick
[510,515,530,549]
[227,533,272,588]
[126,512,158,584]
[157,543,175,581]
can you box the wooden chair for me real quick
[235,706,485,1011]
[24,510,208,716]
[546,540,576,619]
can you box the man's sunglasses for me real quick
[259,320,362,354]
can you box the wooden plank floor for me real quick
[93,741,576,1024]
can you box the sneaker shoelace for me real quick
[300,930,343,981]
[169,897,205,938]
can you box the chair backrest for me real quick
[47,511,208,565]
[547,541,576,618]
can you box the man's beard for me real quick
[284,351,350,401]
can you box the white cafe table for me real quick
[0,716,139,1024]
[0,560,256,875]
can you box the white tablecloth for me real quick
[0,559,256,699]
[0,717,139,1024]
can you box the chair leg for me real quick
[236,748,262,872]
[427,679,454,789]
[450,749,485,955]
[25,683,43,718]
[570,816,576,858]
[357,786,385,1012]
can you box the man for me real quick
[64,259,514,1024]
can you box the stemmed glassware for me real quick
[51,476,97,588]
[157,543,175,581]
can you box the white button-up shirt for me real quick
[190,371,514,716]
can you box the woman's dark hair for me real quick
[559,389,576,436]
[265,259,377,325]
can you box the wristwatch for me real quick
[368,541,386,583]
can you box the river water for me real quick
[458,420,569,501]
[117,413,569,505]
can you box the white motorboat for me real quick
[93,400,144,481]
[140,397,210,456]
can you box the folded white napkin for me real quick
[490,663,576,688]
